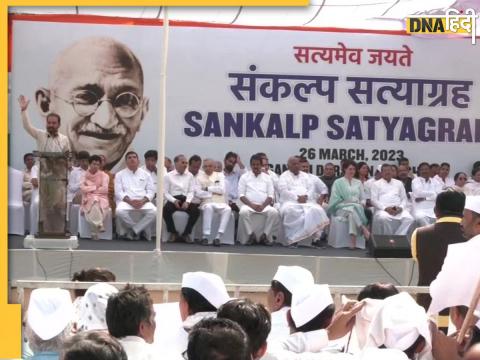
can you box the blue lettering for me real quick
[184,111,203,137]
[418,117,436,142]
[265,113,284,138]
[456,118,473,142]
[345,116,363,140]
[326,115,344,140]
[285,114,300,139]
[204,112,222,137]
[224,112,243,137]
[302,114,319,139]
[382,116,400,141]
[399,117,416,141]
[246,113,265,138]
[438,118,455,142]
[364,116,379,140]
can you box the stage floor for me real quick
[8,235,370,258]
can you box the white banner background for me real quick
[10,18,480,176]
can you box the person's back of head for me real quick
[62,330,127,360]
[106,285,155,342]
[187,317,250,360]
[357,283,399,301]
[71,267,116,298]
[217,298,271,359]
[434,189,466,218]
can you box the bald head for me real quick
[51,36,143,91]
[287,156,301,175]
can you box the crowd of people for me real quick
[22,207,480,360]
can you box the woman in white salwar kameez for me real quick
[328,160,370,249]
[80,155,110,240]
[453,172,468,193]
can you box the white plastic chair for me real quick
[8,167,25,235]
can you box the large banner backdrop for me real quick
[9,16,480,176]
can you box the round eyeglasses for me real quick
[56,90,142,118]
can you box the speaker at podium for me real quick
[368,234,411,258]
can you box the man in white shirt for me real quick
[267,266,314,342]
[22,152,35,207]
[300,158,328,206]
[68,151,89,205]
[196,158,231,246]
[412,162,443,227]
[141,150,158,205]
[258,152,279,200]
[278,156,329,246]
[114,151,156,240]
[433,162,454,189]
[371,164,414,236]
[163,154,200,243]
[238,154,279,245]
[106,285,158,360]
[18,95,71,154]
[188,155,204,208]
[223,151,246,213]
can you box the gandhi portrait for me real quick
[33,36,149,170]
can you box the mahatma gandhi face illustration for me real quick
[35,36,149,170]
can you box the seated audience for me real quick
[453,172,468,192]
[217,298,271,359]
[430,163,440,178]
[80,155,110,239]
[238,154,279,245]
[371,164,414,236]
[61,331,127,360]
[278,156,329,246]
[163,154,199,243]
[22,152,35,207]
[195,158,231,246]
[465,167,480,195]
[106,285,157,360]
[68,151,90,205]
[115,151,156,241]
[357,283,399,301]
[397,164,413,196]
[189,154,203,209]
[25,288,73,360]
[411,162,442,226]
[300,158,328,206]
[328,159,370,249]
[223,151,246,213]
[187,317,250,360]
[99,155,116,216]
[164,156,174,172]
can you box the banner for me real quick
[10,16,480,176]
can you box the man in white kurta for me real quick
[412,163,443,227]
[196,159,231,246]
[278,156,329,246]
[300,158,328,206]
[115,151,156,240]
[141,150,158,205]
[223,151,246,211]
[238,154,279,245]
[371,164,414,236]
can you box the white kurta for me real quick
[164,170,195,204]
[371,178,414,236]
[278,171,329,244]
[411,177,442,226]
[67,167,86,202]
[465,180,480,195]
[306,173,329,203]
[119,336,158,360]
[433,175,454,189]
[268,306,291,343]
[114,167,157,236]
[196,171,231,237]
[224,167,246,204]
[238,171,279,239]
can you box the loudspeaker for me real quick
[369,234,411,258]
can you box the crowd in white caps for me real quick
[21,196,480,359]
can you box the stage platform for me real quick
[8,235,418,286]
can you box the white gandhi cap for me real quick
[182,271,230,309]
[290,284,333,328]
[272,265,314,294]
[27,288,73,340]
[465,196,480,215]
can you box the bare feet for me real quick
[362,226,371,240]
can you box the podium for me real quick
[24,151,78,249]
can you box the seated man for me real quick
[278,156,329,246]
[80,155,110,240]
[267,265,314,342]
[238,154,279,245]
[114,151,156,241]
[68,151,90,205]
[433,162,454,189]
[300,157,328,206]
[320,162,338,199]
[196,158,231,247]
[141,150,158,205]
[223,151,246,213]
[371,164,414,236]
[163,154,200,243]
[187,318,250,360]
[412,162,442,227]
[106,285,158,360]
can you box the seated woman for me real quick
[80,155,110,239]
[328,159,370,249]
[453,172,468,192]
